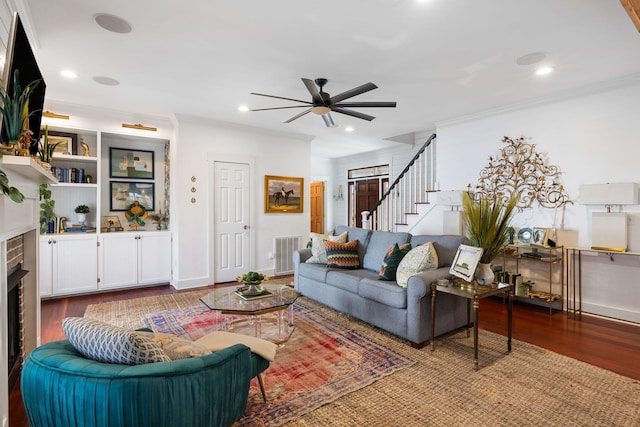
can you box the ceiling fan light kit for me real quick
[250,77,396,127]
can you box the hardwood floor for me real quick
[10,284,640,426]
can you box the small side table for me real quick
[431,280,513,370]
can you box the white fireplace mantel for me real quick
[0,157,50,427]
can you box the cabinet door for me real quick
[39,236,54,297]
[138,232,171,285]
[53,235,98,295]
[99,233,138,289]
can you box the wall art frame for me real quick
[449,244,484,282]
[264,175,304,213]
[45,130,77,155]
[110,181,155,212]
[109,147,154,179]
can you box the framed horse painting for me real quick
[264,175,304,213]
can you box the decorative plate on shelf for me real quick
[518,227,532,245]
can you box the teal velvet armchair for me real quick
[21,339,270,427]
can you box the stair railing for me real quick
[362,133,436,231]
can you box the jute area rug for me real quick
[84,282,640,427]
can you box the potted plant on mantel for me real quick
[74,204,90,225]
[461,191,519,285]
[0,70,43,204]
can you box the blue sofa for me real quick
[21,339,269,427]
[293,226,469,348]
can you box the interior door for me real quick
[214,161,250,283]
[354,179,379,228]
[310,181,324,233]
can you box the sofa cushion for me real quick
[359,278,407,309]
[305,231,348,264]
[195,331,278,362]
[362,230,411,272]
[409,234,467,268]
[379,243,412,281]
[325,240,360,269]
[396,242,439,288]
[325,269,374,293]
[62,317,171,365]
[139,332,212,360]
[335,226,372,262]
[298,262,330,282]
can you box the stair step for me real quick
[405,212,418,216]
[415,202,431,205]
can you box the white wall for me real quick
[171,115,312,289]
[437,82,640,250]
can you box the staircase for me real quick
[363,133,438,232]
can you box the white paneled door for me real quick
[214,161,250,283]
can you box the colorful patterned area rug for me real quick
[140,300,415,427]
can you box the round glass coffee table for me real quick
[200,283,300,345]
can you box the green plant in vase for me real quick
[39,183,56,233]
[74,204,89,225]
[461,191,519,285]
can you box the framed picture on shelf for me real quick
[531,227,549,247]
[101,216,121,228]
[449,244,484,282]
[43,131,77,155]
[110,181,155,211]
[264,175,304,213]
[109,147,154,179]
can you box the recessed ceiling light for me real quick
[536,66,554,76]
[93,76,120,86]
[61,70,77,79]
[516,52,547,66]
[345,126,355,132]
[238,105,249,112]
[94,13,132,34]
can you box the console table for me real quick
[431,281,513,370]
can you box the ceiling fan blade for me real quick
[250,92,312,104]
[333,101,397,108]
[251,105,310,112]
[329,82,378,104]
[331,107,376,121]
[302,78,323,104]
[321,113,337,127]
[284,108,312,123]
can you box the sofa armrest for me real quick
[405,267,453,344]
[293,248,312,289]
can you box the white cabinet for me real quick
[99,231,171,289]
[39,234,98,297]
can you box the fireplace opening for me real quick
[7,262,27,389]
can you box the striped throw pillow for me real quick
[324,240,360,269]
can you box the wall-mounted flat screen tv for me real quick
[1,12,46,144]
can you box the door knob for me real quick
[244,225,249,230]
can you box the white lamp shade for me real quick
[437,190,463,206]
[579,183,638,205]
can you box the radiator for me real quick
[273,236,300,275]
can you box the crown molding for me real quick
[436,72,640,128]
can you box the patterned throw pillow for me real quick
[395,242,439,288]
[62,317,171,365]
[325,240,360,269]
[138,332,212,360]
[305,231,348,264]
[379,243,412,281]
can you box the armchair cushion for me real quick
[62,317,170,365]
[196,331,278,362]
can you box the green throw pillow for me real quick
[379,243,412,281]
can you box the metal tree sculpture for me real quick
[470,136,571,209]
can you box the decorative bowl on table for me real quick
[236,272,269,295]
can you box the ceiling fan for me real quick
[250,78,396,127]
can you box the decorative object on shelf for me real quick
[517,227,532,245]
[149,210,167,230]
[125,201,149,228]
[45,130,77,156]
[469,136,572,210]
[236,271,270,296]
[39,183,56,233]
[74,204,90,225]
[101,215,123,232]
[109,147,154,179]
[461,191,519,285]
[264,175,304,213]
[110,181,154,211]
[531,227,549,247]
[79,138,90,156]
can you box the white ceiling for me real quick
[19,0,640,157]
